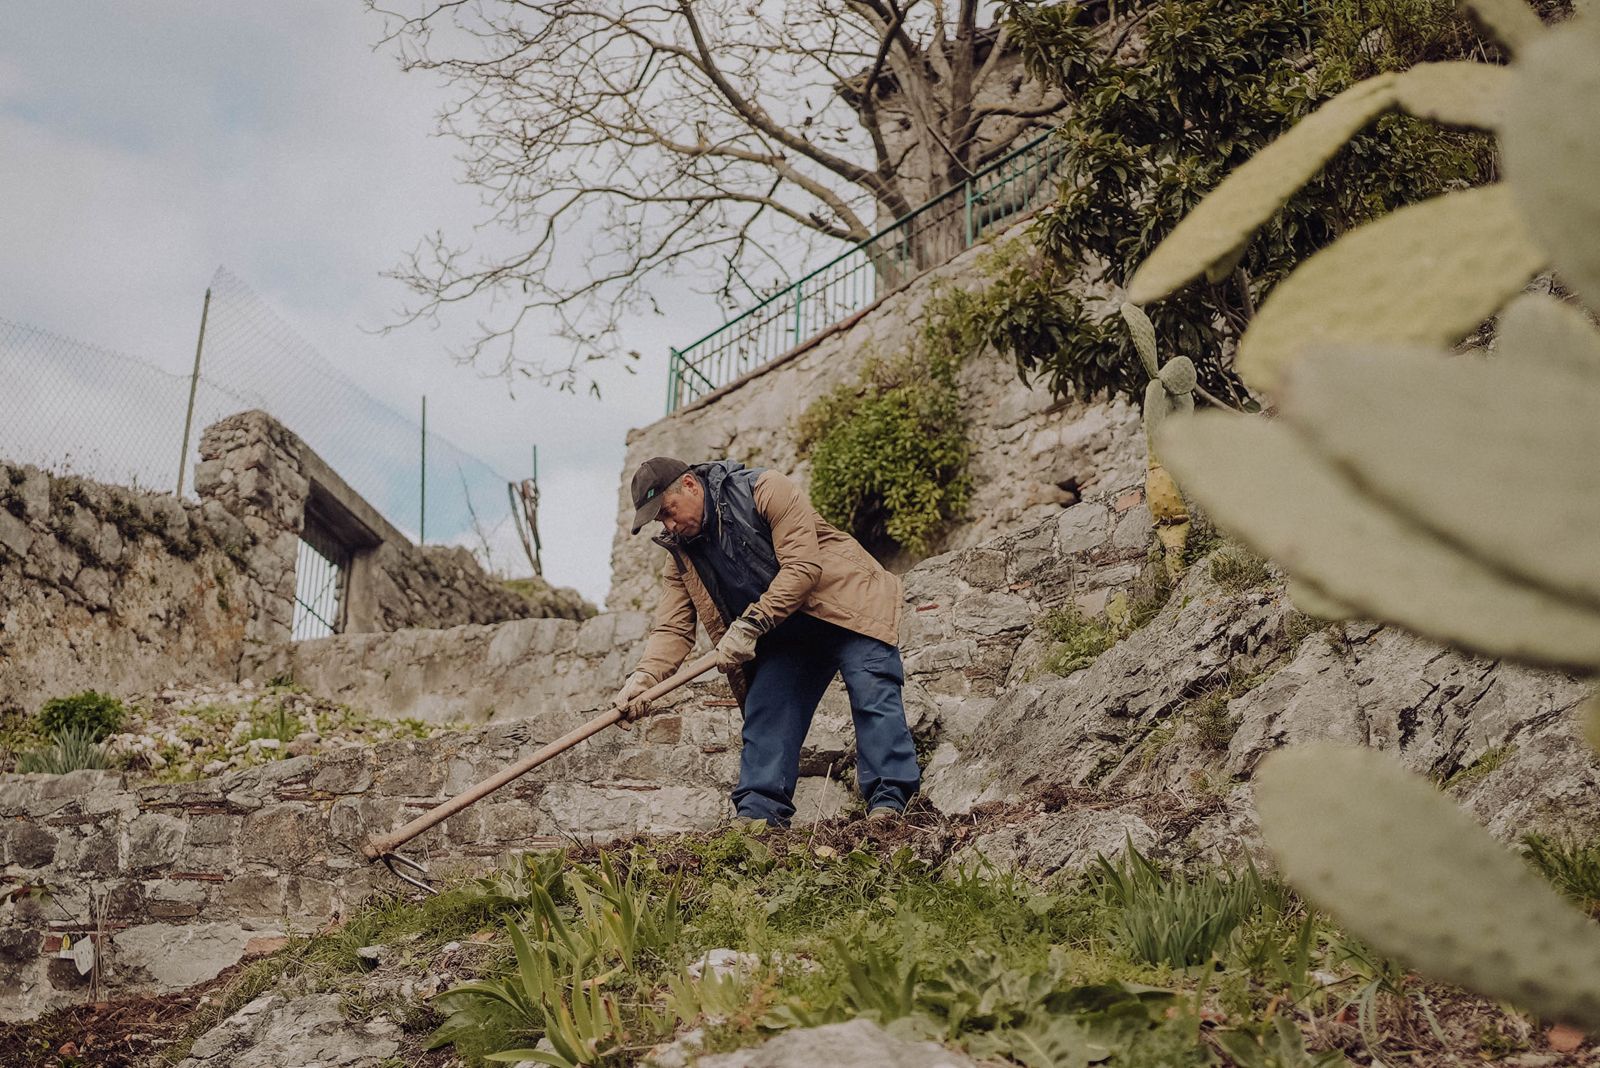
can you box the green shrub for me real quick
[36,690,125,741]
[797,353,968,559]
[16,725,114,774]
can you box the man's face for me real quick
[657,476,703,539]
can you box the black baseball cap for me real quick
[630,457,691,534]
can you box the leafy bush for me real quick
[796,302,973,557]
[36,690,125,741]
[16,725,114,774]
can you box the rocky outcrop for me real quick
[175,993,401,1068]
[925,558,1597,873]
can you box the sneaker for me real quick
[866,805,902,823]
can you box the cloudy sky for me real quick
[0,3,747,606]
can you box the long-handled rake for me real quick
[361,652,719,893]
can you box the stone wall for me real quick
[607,229,1144,613]
[0,677,850,1021]
[0,461,259,718]
[195,411,551,636]
[0,411,573,718]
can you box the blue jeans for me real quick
[732,612,921,826]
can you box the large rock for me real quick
[690,1018,979,1068]
[176,993,400,1068]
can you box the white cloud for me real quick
[0,1,739,607]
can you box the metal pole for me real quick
[419,395,427,545]
[175,288,211,498]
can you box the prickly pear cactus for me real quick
[1258,744,1600,1030]
[1121,303,1194,572]
[1130,0,1600,1031]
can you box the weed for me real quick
[1521,833,1600,914]
[1038,605,1117,675]
[1187,689,1238,751]
[1093,844,1267,968]
[16,725,115,774]
[1210,544,1272,593]
[1438,744,1514,791]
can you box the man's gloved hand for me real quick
[713,614,763,670]
[612,670,654,731]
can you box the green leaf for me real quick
[1495,294,1600,379]
[1464,0,1547,53]
[1257,743,1600,1030]
[1120,303,1159,378]
[485,1051,570,1067]
[1156,413,1600,671]
[1393,62,1511,128]
[1503,20,1600,307]
[1127,75,1399,304]
[1283,345,1600,611]
[1235,185,1546,392]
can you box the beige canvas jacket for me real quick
[633,469,903,707]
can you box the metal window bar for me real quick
[292,519,350,641]
[667,130,1067,412]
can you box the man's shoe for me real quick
[866,805,902,823]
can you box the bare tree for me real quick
[370,0,1064,391]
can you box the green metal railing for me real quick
[666,129,1067,412]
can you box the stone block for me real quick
[1111,504,1154,551]
[124,813,187,870]
[309,755,373,795]
[956,549,1008,591]
[0,509,33,559]
[238,806,322,868]
[4,822,58,868]
[217,873,288,917]
[1056,503,1110,555]
[951,591,1034,637]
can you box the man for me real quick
[615,456,920,827]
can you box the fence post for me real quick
[667,348,680,414]
[175,287,211,498]
[419,395,427,545]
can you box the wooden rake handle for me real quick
[361,651,720,861]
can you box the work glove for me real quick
[713,614,763,671]
[612,670,653,731]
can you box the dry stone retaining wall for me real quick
[1,410,560,717]
[607,229,1144,612]
[0,460,260,718]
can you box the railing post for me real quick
[667,348,680,414]
[963,178,975,248]
[792,285,804,349]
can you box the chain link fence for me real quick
[0,267,536,576]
